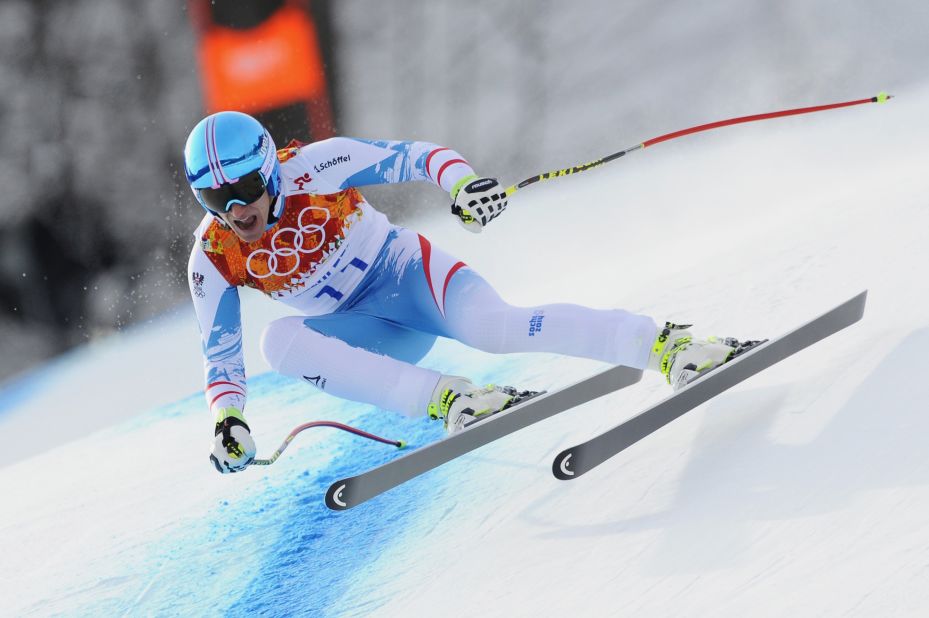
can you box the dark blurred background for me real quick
[0,0,338,379]
[1,0,927,383]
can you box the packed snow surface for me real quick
[2,86,928,616]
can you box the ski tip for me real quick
[396,440,408,450]
[846,289,868,321]
[325,481,352,511]
[552,449,580,481]
[874,92,893,103]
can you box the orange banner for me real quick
[198,4,326,114]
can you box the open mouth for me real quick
[234,213,259,232]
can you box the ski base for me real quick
[553,291,867,480]
[325,364,643,510]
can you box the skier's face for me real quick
[220,191,271,243]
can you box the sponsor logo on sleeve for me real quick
[313,154,351,174]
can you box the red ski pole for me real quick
[250,421,406,466]
[504,92,892,197]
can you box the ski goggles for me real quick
[197,170,268,215]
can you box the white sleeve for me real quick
[188,243,247,418]
[294,137,477,194]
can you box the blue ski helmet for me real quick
[183,111,282,215]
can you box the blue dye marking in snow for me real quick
[100,371,449,616]
[224,355,535,616]
[21,341,532,615]
[226,397,444,616]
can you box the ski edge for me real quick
[552,290,867,481]
[325,364,644,510]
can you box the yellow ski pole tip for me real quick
[397,440,408,449]
[875,92,893,103]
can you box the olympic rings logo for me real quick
[246,206,331,279]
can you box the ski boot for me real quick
[648,322,763,390]
[428,376,539,434]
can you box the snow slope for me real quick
[1,86,928,616]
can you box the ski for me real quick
[325,364,643,510]
[552,290,867,480]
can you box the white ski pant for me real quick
[261,228,657,417]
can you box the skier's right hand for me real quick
[450,176,508,233]
[209,407,256,474]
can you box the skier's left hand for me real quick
[450,176,508,233]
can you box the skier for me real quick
[184,111,749,474]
